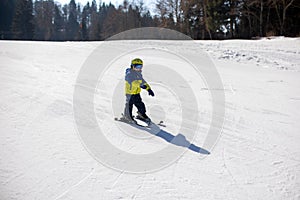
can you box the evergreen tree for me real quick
[66,0,79,40]
[206,0,227,39]
[98,2,108,40]
[101,3,118,39]
[0,0,16,39]
[53,4,65,40]
[2,0,299,41]
[34,0,55,40]
[141,10,155,27]
[80,3,89,40]
[89,0,100,40]
[11,0,34,40]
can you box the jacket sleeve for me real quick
[140,74,151,90]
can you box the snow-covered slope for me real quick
[0,38,299,200]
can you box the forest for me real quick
[0,0,299,41]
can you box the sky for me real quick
[55,0,156,9]
[56,0,123,6]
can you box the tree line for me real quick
[0,0,299,41]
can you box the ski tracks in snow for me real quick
[53,168,95,200]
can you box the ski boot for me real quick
[136,112,152,125]
[121,113,137,124]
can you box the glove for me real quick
[148,89,155,96]
[140,85,147,89]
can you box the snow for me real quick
[0,37,300,199]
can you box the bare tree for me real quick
[269,0,296,35]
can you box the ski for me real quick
[114,116,166,128]
[134,115,166,127]
[114,117,143,127]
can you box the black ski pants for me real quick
[124,94,146,119]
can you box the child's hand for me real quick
[148,89,155,97]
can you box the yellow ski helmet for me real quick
[131,58,143,67]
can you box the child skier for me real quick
[122,58,155,124]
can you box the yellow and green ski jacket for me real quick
[125,68,151,95]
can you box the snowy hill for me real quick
[0,38,299,200]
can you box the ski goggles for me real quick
[133,64,143,69]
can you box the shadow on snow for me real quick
[132,123,210,155]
